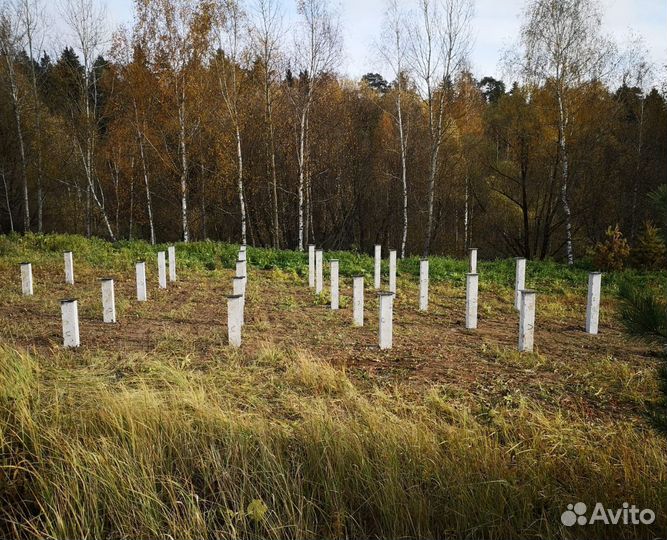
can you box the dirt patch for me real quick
[0,263,662,422]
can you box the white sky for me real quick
[76,0,667,85]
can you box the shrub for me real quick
[592,225,630,271]
[617,278,667,430]
[618,279,667,343]
[630,222,667,271]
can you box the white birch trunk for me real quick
[134,103,155,245]
[557,90,574,265]
[397,86,408,259]
[2,54,30,232]
[297,109,308,251]
[178,87,189,243]
[235,126,247,244]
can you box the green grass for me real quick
[2,232,665,294]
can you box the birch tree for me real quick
[62,0,116,240]
[134,0,215,242]
[214,0,248,245]
[620,38,652,240]
[290,0,341,250]
[380,0,409,258]
[0,5,30,231]
[110,27,157,243]
[407,0,472,256]
[15,0,44,232]
[250,0,282,247]
[518,0,615,264]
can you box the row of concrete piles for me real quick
[306,245,603,352]
[19,244,602,352]
[19,246,177,348]
[306,244,404,350]
[21,246,254,350]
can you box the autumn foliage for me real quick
[0,0,665,263]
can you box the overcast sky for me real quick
[87,0,667,85]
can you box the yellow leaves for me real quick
[245,498,269,523]
[376,111,395,146]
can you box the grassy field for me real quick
[0,234,665,539]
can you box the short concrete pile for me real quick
[227,245,248,348]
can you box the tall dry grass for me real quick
[1,344,665,539]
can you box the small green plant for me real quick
[593,225,630,271]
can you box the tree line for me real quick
[1,0,665,262]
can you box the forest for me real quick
[1,0,666,262]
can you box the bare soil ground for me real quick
[0,262,662,423]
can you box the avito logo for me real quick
[561,502,655,526]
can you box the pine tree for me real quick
[630,222,667,270]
